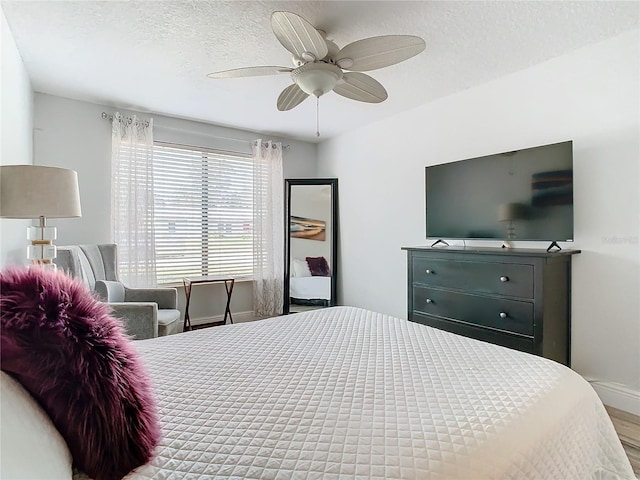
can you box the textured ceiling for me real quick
[2,1,638,143]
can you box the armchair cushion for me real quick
[157,309,182,336]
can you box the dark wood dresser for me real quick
[402,246,580,366]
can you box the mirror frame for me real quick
[284,178,338,315]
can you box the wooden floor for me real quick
[606,406,640,477]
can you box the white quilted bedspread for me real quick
[125,306,633,479]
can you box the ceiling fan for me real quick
[207,11,426,136]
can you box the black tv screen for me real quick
[425,141,574,242]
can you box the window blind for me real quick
[152,142,254,285]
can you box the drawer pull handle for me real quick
[500,276,509,282]
[425,269,433,274]
[426,298,433,304]
[499,312,508,319]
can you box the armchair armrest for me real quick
[108,302,159,340]
[124,287,177,310]
[95,280,125,302]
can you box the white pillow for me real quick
[292,258,312,277]
[0,372,73,479]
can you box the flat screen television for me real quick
[425,140,574,242]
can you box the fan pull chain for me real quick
[316,96,320,137]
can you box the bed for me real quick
[290,275,331,306]
[2,305,634,479]
[290,257,332,306]
[125,306,631,479]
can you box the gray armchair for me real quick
[54,244,181,339]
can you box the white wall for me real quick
[0,9,33,267]
[33,93,318,322]
[318,30,640,414]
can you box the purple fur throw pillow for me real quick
[0,267,160,480]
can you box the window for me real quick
[152,142,254,285]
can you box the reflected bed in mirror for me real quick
[284,178,338,314]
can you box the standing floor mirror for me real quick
[284,178,338,315]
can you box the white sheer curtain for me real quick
[111,112,156,287]
[252,140,284,316]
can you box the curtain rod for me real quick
[101,111,290,150]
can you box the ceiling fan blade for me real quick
[333,72,388,103]
[271,11,328,61]
[207,66,292,79]
[335,35,425,72]
[277,84,309,111]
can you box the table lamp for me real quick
[0,165,82,269]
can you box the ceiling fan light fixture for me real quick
[292,63,343,97]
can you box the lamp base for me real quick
[26,223,57,270]
[28,261,57,271]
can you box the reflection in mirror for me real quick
[284,179,338,314]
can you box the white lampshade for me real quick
[0,165,82,219]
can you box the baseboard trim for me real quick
[589,381,640,416]
[189,310,260,326]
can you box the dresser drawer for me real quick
[412,257,534,298]
[412,286,534,336]
[410,313,536,354]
